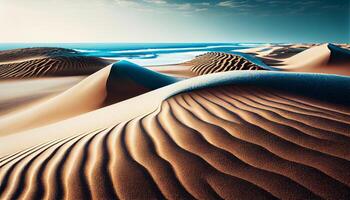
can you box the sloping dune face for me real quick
[281,44,350,76]
[241,43,350,76]
[328,43,350,65]
[0,48,110,79]
[0,61,179,136]
[259,44,312,59]
[1,85,349,200]
[184,52,265,75]
[105,61,180,105]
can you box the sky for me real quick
[0,0,349,43]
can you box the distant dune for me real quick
[0,44,350,199]
[184,52,265,75]
[152,43,350,78]
[0,47,111,78]
[238,43,350,76]
[148,52,268,78]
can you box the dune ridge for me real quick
[0,47,110,79]
[0,84,349,199]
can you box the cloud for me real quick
[114,0,140,7]
[195,2,210,6]
[109,0,212,14]
[217,1,237,8]
[175,3,192,10]
[195,8,208,12]
[143,0,167,4]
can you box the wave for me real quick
[73,49,99,53]
[111,45,244,54]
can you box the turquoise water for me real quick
[0,43,268,66]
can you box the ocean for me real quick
[0,43,268,66]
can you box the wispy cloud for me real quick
[217,0,253,9]
[111,0,344,17]
[114,0,212,13]
[195,8,208,12]
[143,0,167,4]
[175,3,192,10]
[114,0,140,7]
[217,1,237,8]
[195,2,210,6]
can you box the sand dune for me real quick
[0,76,84,116]
[0,44,349,135]
[280,44,350,75]
[184,52,265,75]
[280,44,330,68]
[105,61,179,105]
[244,44,312,59]
[1,44,348,80]
[149,52,270,78]
[1,70,349,153]
[0,83,349,199]
[0,47,110,79]
[239,43,350,76]
[1,45,350,199]
[0,61,179,135]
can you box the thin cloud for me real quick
[175,3,192,10]
[195,2,210,6]
[217,1,237,8]
[195,8,208,12]
[114,0,140,7]
[143,0,167,4]
[217,0,250,8]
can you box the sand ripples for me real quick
[1,85,349,200]
[0,48,109,79]
[186,52,265,75]
[0,57,109,79]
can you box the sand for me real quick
[238,43,350,76]
[147,52,267,78]
[0,66,112,135]
[0,45,350,199]
[184,52,265,75]
[0,76,84,116]
[0,47,111,78]
[0,83,349,199]
[0,60,181,135]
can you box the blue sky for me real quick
[0,0,349,43]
